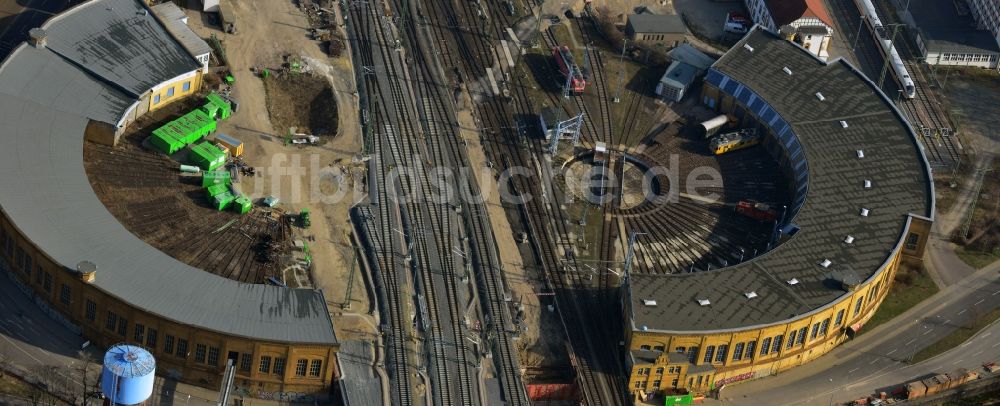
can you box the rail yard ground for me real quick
[178,0,371,325]
[940,71,1000,269]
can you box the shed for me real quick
[151,2,212,72]
[655,60,699,102]
[214,133,243,156]
[625,14,686,45]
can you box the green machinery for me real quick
[300,208,311,228]
[148,93,233,155]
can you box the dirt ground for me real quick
[262,72,339,137]
[179,0,372,336]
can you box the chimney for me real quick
[28,28,46,48]
[77,261,97,283]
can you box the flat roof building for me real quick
[625,13,688,48]
[655,60,699,102]
[902,0,1000,68]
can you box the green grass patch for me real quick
[861,266,939,335]
[955,247,1000,269]
[912,305,1000,363]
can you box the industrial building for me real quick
[655,61,700,102]
[0,0,338,398]
[743,0,834,60]
[624,13,688,48]
[623,27,933,399]
[898,0,1000,69]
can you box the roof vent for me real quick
[819,259,832,268]
[643,299,658,307]
[787,278,799,285]
[783,67,793,75]
[744,291,758,299]
[743,43,755,52]
[860,208,870,217]
[28,28,46,48]
[76,260,97,283]
[844,235,855,244]
[815,92,825,101]
[697,298,711,306]
[840,120,849,128]
[864,179,872,189]
[857,150,865,158]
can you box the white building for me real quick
[744,0,834,60]
[906,0,1000,69]
[656,61,699,102]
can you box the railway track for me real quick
[417,1,630,403]
[829,0,963,168]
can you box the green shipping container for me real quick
[202,170,232,187]
[189,142,226,171]
[664,393,694,406]
[234,195,252,214]
[203,93,232,121]
[149,127,185,154]
[213,191,235,211]
[206,184,228,198]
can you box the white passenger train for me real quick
[854,0,916,99]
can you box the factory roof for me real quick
[0,0,336,345]
[626,13,686,35]
[41,0,201,97]
[908,0,1000,55]
[628,27,932,333]
[659,60,699,89]
[151,2,213,59]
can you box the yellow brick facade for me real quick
[148,70,204,112]
[0,211,339,400]
[627,249,904,396]
[624,81,933,398]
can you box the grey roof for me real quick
[659,61,698,88]
[627,14,686,35]
[339,341,384,406]
[909,0,1000,55]
[629,27,932,333]
[41,0,201,97]
[668,44,716,71]
[0,4,336,345]
[151,2,212,59]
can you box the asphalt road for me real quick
[709,261,1000,405]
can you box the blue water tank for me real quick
[101,344,155,405]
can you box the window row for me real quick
[152,81,194,105]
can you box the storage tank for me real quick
[101,344,155,405]
[698,114,731,138]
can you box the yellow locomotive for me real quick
[709,128,760,155]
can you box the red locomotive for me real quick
[736,200,777,222]
[552,46,586,93]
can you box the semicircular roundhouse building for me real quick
[0,0,338,398]
[623,26,933,397]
